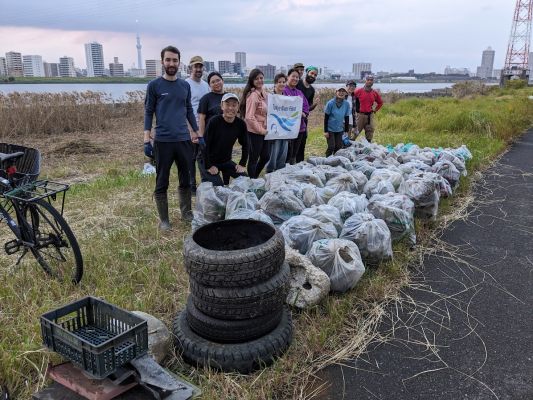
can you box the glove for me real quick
[144,141,154,159]
[197,137,205,146]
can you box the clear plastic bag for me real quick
[280,215,338,254]
[259,189,306,225]
[325,172,360,196]
[351,161,376,180]
[315,164,347,181]
[363,178,396,197]
[301,204,343,234]
[370,168,404,190]
[368,193,416,246]
[228,175,253,192]
[340,213,393,264]
[226,208,274,225]
[431,160,461,188]
[328,192,369,221]
[225,191,259,218]
[284,169,325,187]
[399,177,440,220]
[307,239,365,293]
[347,170,368,194]
[301,183,326,207]
[192,182,226,229]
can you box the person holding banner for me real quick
[265,73,289,173]
[240,69,270,178]
[283,68,310,165]
[324,87,351,156]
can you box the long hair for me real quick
[240,68,264,117]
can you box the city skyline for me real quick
[0,0,518,74]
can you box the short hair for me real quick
[274,73,287,83]
[287,68,299,77]
[207,71,223,84]
[160,46,180,61]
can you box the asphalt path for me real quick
[314,129,533,400]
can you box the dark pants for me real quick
[287,131,306,164]
[247,132,270,179]
[190,143,199,190]
[326,132,343,157]
[204,161,247,186]
[154,140,192,195]
[296,130,307,163]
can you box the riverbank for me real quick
[0,87,531,399]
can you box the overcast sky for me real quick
[0,0,517,73]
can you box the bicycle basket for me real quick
[0,143,41,192]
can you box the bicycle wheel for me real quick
[25,199,83,283]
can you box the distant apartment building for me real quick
[43,62,60,77]
[6,51,23,77]
[476,46,495,79]
[22,55,45,77]
[218,60,232,74]
[232,62,242,75]
[59,56,76,77]
[444,66,470,75]
[235,52,246,69]
[0,57,7,76]
[204,61,215,73]
[256,64,276,80]
[109,57,124,77]
[128,68,145,77]
[492,69,502,79]
[145,59,162,78]
[85,42,105,77]
[352,62,372,79]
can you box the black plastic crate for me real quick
[41,296,148,379]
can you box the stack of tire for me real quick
[173,219,293,374]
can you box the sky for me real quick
[0,0,518,74]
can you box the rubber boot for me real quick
[154,193,171,231]
[178,187,193,222]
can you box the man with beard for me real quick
[294,65,319,162]
[144,45,199,230]
[354,75,383,142]
[185,56,209,194]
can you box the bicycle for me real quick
[0,143,83,284]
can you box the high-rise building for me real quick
[85,42,105,77]
[109,57,124,77]
[0,57,7,76]
[22,55,45,77]
[232,62,242,75]
[235,52,246,69]
[204,61,215,73]
[476,47,495,79]
[43,62,59,77]
[136,33,143,69]
[218,60,232,74]
[6,51,23,77]
[256,64,276,80]
[145,59,162,78]
[352,62,372,79]
[59,56,76,77]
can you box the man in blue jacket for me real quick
[144,45,199,230]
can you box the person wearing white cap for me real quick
[185,55,209,194]
[203,93,248,186]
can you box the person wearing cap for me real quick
[240,68,270,179]
[354,75,383,142]
[293,63,305,78]
[323,87,351,156]
[203,93,248,186]
[144,45,199,230]
[185,55,209,194]
[283,68,310,165]
[345,80,360,139]
[295,65,319,162]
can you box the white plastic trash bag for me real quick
[301,184,326,207]
[328,192,369,221]
[142,162,156,175]
[325,173,360,196]
[307,239,365,293]
[225,191,259,217]
[368,193,416,246]
[301,205,343,234]
[192,182,226,230]
[226,208,274,226]
[399,177,440,220]
[259,189,306,225]
[280,215,338,254]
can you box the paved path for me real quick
[315,129,533,400]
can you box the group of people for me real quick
[144,45,383,230]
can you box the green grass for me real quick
[0,87,532,399]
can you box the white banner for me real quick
[265,94,303,140]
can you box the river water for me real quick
[0,82,453,100]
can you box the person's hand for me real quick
[208,166,219,175]
[323,132,329,139]
[190,131,199,142]
[143,130,153,143]
[263,129,268,136]
[197,137,205,146]
[235,164,246,174]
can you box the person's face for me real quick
[287,72,299,87]
[162,51,179,76]
[346,84,356,94]
[336,90,347,100]
[253,73,264,89]
[209,75,224,93]
[296,67,304,77]
[221,99,239,118]
[191,63,204,79]
[275,77,286,93]
[365,78,374,88]
[306,70,318,83]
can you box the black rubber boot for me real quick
[154,193,171,231]
[178,187,193,222]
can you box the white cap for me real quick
[221,93,240,103]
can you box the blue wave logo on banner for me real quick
[270,111,299,132]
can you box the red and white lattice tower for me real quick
[503,0,532,80]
